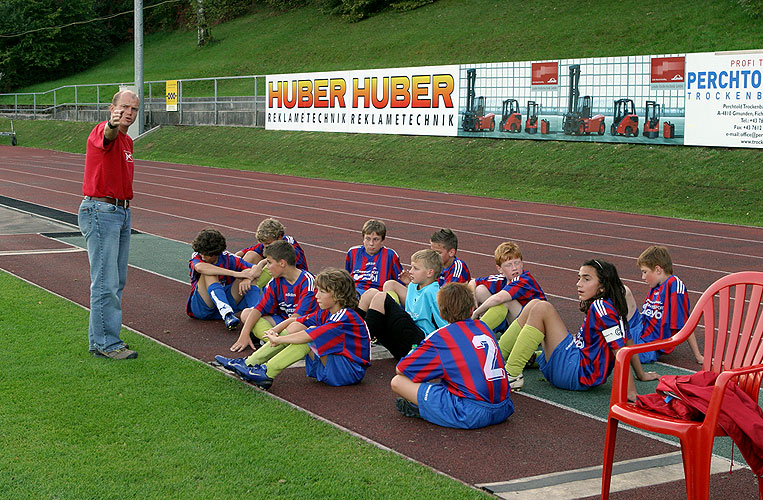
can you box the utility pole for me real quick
[134,0,145,135]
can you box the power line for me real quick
[0,0,184,39]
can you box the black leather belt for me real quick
[85,196,130,208]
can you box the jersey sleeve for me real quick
[396,336,444,382]
[592,300,627,351]
[668,278,690,334]
[256,281,278,314]
[297,310,320,329]
[292,273,317,316]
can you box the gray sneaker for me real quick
[94,347,138,360]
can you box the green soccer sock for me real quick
[252,318,273,341]
[246,342,285,366]
[386,290,400,304]
[257,267,272,289]
[505,324,545,377]
[265,344,311,378]
[498,320,523,360]
[482,304,509,331]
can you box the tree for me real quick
[0,0,109,91]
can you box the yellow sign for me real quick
[166,80,178,111]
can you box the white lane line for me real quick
[0,247,86,256]
[478,452,743,499]
[4,158,762,247]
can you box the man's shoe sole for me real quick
[93,348,138,360]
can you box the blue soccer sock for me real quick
[208,282,234,318]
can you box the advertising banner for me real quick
[266,65,459,136]
[165,80,178,112]
[265,50,762,149]
[684,50,763,148]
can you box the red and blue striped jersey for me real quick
[439,256,471,285]
[255,269,317,318]
[298,308,371,367]
[574,298,627,388]
[502,271,546,305]
[639,275,690,354]
[345,245,402,293]
[474,274,508,295]
[397,319,510,404]
[187,251,252,312]
[239,235,309,270]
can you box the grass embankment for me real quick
[0,271,485,499]
[3,0,761,102]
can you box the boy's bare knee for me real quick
[370,290,387,312]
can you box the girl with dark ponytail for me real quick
[497,258,650,400]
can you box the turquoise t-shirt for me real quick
[405,281,448,334]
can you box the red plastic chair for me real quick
[601,271,763,500]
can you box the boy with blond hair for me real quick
[359,249,448,360]
[470,242,546,333]
[392,283,514,429]
[226,240,318,353]
[345,219,402,295]
[627,245,702,364]
[216,268,370,389]
[236,218,309,288]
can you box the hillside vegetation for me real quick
[2,0,762,226]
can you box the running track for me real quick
[1,145,761,499]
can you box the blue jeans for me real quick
[78,199,131,352]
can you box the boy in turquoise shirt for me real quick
[359,249,447,359]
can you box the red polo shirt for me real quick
[82,121,135,200]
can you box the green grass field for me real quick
[0,271,488,499]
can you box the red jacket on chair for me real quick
[637,370,763,476]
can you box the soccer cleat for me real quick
[214,355,248,373]
[93,347,138,360]
[224,313,241,330]
[508,373,524,391]
[395,397,421,419]
[235,363,273,389]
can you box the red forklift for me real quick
[525,101,539,134]
[462,68,495,132]
[611,99,639,137]
[500,99,522,133]
[643,100,660,138]
[562,64,605,136]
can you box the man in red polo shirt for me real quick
[78,90,140,359]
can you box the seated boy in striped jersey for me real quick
[392,283,514,429]
[225,240,318,353]
[216,268,370,390]
[470,242,546,334]
[345,219,402,296]
[235,218,308,288]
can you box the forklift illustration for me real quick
[611,98,639,137]
[562,64,605,136]
[500,99,522,133]
[643,100,660,138]
[525,101,539,134]
[462,68,495,132]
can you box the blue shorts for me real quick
[629,310,658,363]
[270,313,287,325]
[416,383,514,429]
[305,354,366,387]
[188,284,261,320]
[538,334,587,391]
